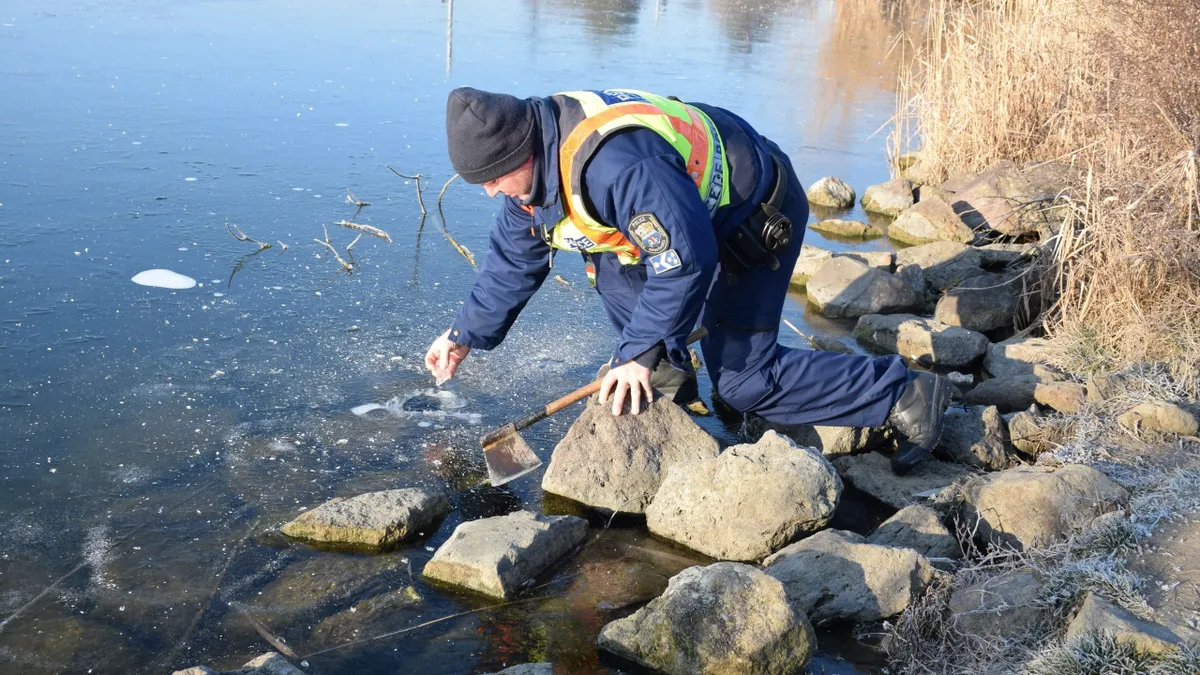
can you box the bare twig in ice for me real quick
[385,166,428,215]
[346,233,363,253]
[437,173,460,212]
[554,274,570,286]
[226,223,271,250]
[230,602,298,658]
[314,225,353,273]
[333,219,392,243]
[345,190,371,217]
[277,241,288,251]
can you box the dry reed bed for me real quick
[890,0,1200,392]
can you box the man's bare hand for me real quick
[424,330,471,383]
[599,360,653,415]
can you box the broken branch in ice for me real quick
[385,166,428,215]
[345,189,371,217]
[437,173,460,212]
[333,219,392,243]
[226,223,272,250]
[314,225,354,273]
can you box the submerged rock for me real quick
[833,451,974,510]
[173,652,308,675]
[646,430,841,562]
[936,405,1011,470]
[763,529,939,623]
[541,395,719,514]
[867,505,960,560]
[485,664,553,675]
[1065,592,1182,655]
[888,193,975,245]
[806,176,857,209]
[279,488,450,549]
[950,569,1048,638]
[853,314,990,368]
[810,218,884,239]
[862,178,915,217]
[1117,400,1199,436]
[959,465,1128,550]
[597,562,815,675]
[422,510,588,599]
[806,257,920,319]
[310,586,423,645]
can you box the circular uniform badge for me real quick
[627,212,671,255]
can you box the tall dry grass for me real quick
[891,0,1200,390]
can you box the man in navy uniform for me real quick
[424,87,949,474]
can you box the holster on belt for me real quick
[720,152,793,277]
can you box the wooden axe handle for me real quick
[515,326,709,432]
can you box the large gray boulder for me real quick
[763,529,939,624]
[806,257,920,318]
[853,314,990,368]
[936,405,1011,470]
[806,176,856,208]
[834,452,974,510]
[862,178,915,216]
[597,562,815,675]
[541,395,719,514]
[422,510,588,599]
[1065,593,1182,655]
[888,193,975,245]
[977,242,1036,267]
[950,160,1073,237]
[867,505,960,560]
[810,219,885,239]
[934,271,1021,332]
[782,424,885,458]
[949,569,1048,638]
[962,375,1039,413]
[983,336,1065,380]
[279,488,450,549]
[959,465,1129,550]
[894,242,984,293]
[646,430,841,561]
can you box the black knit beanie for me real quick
[445,87,537,184]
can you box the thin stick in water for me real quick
[226,223,272,251]
[437,173,460,211]
[314,225,353,273]
[385,166,427,215]
[231,603,298,659]
[333,220,392,243]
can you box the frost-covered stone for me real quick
[646,430,841,561]
[542,395,719,514]
[950,569,1048,638]
[1117,401,1199,436]
[763,529,939,623]
[959,466,1128,550]
[423,510,588,599]
[984,336,1064,380]
[1065,593,1182,655]
[597,562,815,675]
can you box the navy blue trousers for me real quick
[595,150,911,428]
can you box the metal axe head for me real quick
[480,423,543,487]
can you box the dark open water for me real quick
[0,1,910,672]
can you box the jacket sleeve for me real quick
[591,148,719,370]
[447,196,551,349]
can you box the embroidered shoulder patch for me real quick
[649,249,682,274]
[628,213,671,255]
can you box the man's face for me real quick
[481,156,534,200]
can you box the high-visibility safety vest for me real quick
[540,89,731,266]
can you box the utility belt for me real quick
[720,150,793,277]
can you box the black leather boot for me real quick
[888,371,951,475]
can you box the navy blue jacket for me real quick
[447,94,776,370]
